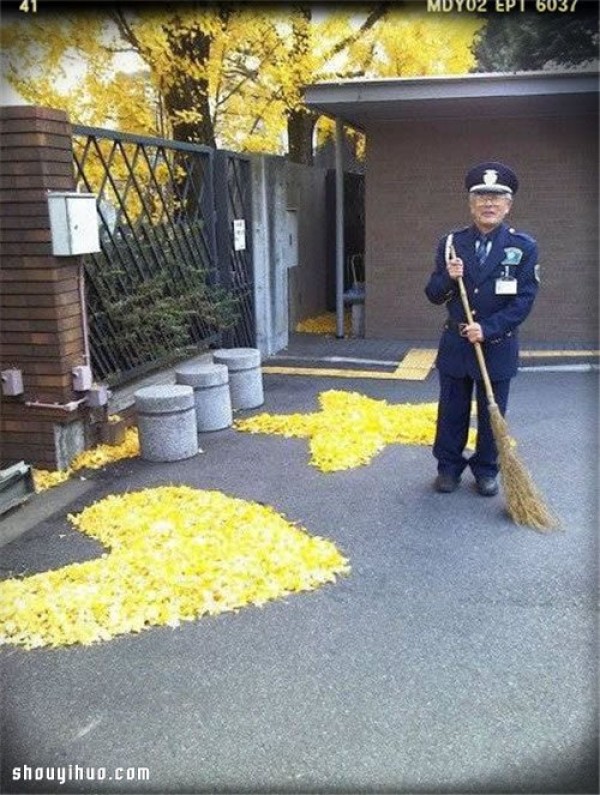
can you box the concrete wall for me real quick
[286,161,329,330]
[364,113,599,344]
[251,155,286,356]
[251,155,329,354]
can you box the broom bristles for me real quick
[488,404,560,532]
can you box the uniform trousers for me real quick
[433,372,511,480]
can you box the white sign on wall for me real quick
[233,219,246,251]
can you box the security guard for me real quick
[425,161,540,496]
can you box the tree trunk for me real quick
[286,5,315,165]
[162,26,216,148]
[287,110,317,165]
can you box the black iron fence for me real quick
[214,150,255,348]
[72,126,255,385]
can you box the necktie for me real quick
[475,235,491,266]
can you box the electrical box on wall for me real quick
[1,369,24,396]
[47,192,101,256]
[72,365,93,392]
[87,384,111,408]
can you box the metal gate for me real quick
[72,126,255,386]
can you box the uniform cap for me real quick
[465,161,518,195]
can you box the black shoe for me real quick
[476,476,499,497]
[435,473,460,493]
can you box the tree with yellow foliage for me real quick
[1,5,483,162]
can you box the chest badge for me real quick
[501,247,523,266]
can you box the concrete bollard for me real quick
[213,348,264,410]
[134,385,198,462]
[175,363,233,432]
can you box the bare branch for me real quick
[104,47,138,54]
[325,3,389,62]
[109,9,150,59]
[215,40,282,109]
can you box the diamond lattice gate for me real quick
[214,150,255,350]
[72,127,255,386]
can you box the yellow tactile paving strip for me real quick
[262,349,438,381]
[262,366,403,380]
[262,347,598,382]
[391,348,438,380]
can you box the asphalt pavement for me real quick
[0,341,598,795]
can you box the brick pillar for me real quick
[0,106,91,470]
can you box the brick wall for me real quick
[364,113,599,344]
[0,106,90,470]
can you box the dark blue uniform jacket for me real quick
[425,223,539,381]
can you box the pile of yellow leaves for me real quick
[33,428,140,493]
[0,486,349,649]
[32,469,71,492]
[295,312,351,335]
[236,390,477,472]
[71,428,140,470]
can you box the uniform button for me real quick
[474,288,479,294]
[472,309,477,316]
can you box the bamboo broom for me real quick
[445,234,559,531]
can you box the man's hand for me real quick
[461,322,484,343]
[446,256,464,281]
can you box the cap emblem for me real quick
[483,169,499,187]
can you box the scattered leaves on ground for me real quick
[295,311,351,335]
[32,469,72,492]
[33,428,140,493]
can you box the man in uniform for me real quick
[425,161,540,496]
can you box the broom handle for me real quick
[457,277,497,406]
[446,235,497,407]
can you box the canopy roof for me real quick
[303,71,599,130]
